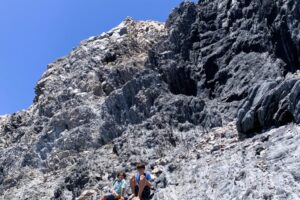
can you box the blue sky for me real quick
[0,0,185,115]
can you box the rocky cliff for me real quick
[1,0,300,199]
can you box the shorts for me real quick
[135,185,151,198]
[107,193,120,200]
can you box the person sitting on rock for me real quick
[101,171,127,200]
[129,162,153,200]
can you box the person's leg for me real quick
[102,194,115,200]
[137,175,146,199]
[101,194,108,200]
[130,175,136,195]
[129,175,137,199]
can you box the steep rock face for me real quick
[237,75,300,135]
[1,0,300,199]
[145,1,300,198]
[149,0,300,136]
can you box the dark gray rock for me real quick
[149,0,299,135]
[237,77,300,137]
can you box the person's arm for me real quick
[112,190,118,195]
[111,181,118,196]
[145,180,152,187]
[145,173,153,187]
[120,181,126,200]
[120,188,125,198]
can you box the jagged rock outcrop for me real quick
[237,74,300,135]
[149,0,300,136]
[1,0,300,199]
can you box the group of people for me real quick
[101,163,153,200]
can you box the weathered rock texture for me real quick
[1,0,300,199]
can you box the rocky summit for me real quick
[1,0,300,199]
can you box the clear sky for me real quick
[0,0,187,115]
